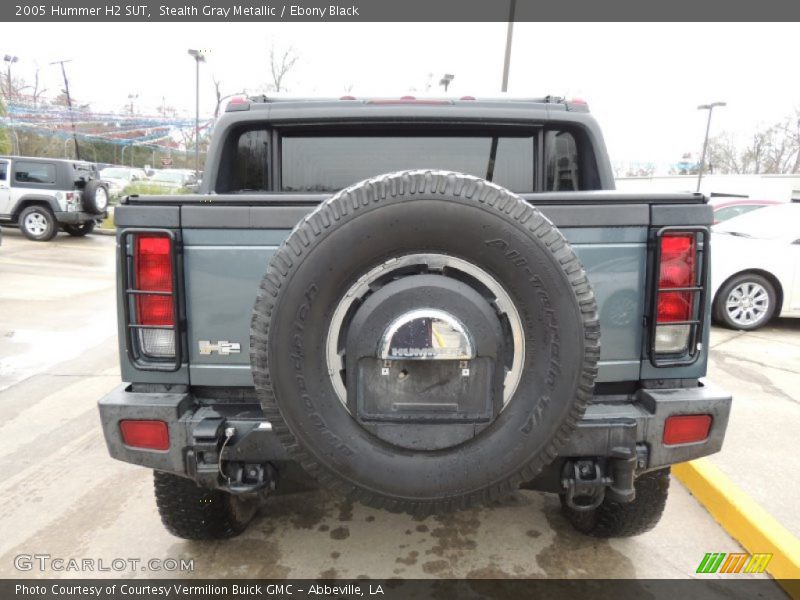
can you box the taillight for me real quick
[663,415,712,445]
[655,233,697,355]
[120,420,170,451]
[134,234,175,358]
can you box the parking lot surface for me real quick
[707,321,800,538]
[0,228,778,584]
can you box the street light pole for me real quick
[696,101,726,192]
[501,0,516,92]
[187,49,206,179]
[438,74,454,93]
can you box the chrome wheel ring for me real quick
[325,253,525,411]
[726,281,769,327]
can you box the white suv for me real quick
[0,156,109,241]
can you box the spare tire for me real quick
[251,170,600,513]
[82,180,109,214]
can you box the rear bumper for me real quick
[98,381,731,489]
[55,210,106,224]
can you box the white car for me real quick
[711,203,800,330]
[99,167,148,197]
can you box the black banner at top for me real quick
[3,0,800,22]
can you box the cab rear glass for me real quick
[280,135,535,193]
[217,124,601,194]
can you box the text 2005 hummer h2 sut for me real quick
[99,96,732,539]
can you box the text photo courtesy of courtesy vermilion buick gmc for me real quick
[97,96,732,540]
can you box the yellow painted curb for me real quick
[674,458,800,594]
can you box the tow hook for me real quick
[186,417,278,494]
[225,462,278,494]
[561,460,611,511]
[561,448,638,511]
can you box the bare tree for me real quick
[705,113,800,175]
[266,44,298,93]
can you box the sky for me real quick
[2,22,798,168]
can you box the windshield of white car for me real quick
[712,204,799,240]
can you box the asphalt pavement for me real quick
[0,227,780,585]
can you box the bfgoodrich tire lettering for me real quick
[250,170,600,514]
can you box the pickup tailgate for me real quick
[115,192,712,386]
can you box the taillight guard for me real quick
[648,226,709,367]
[120,228,182,372]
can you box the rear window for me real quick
[280,135,535,193]
[14,162,56,185]
[231,129,270,192]
[545,131,580,191]
[0,162,7,181]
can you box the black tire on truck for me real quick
[63,220,96,237]
[82,180,110,214]
[250,170,601,514]
[559,467,670,537]
[19,205,58,241]
[153,471,261,540]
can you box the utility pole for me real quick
[696,102,726,192]
[3,55,18,154]
[187,49,206,178]
[501,0,516,92]
[128,93,138,115]
[51,59,81,160]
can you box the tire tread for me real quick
[250,170,601,514]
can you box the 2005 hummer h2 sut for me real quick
[98,96,732,540]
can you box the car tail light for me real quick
[654,233,697,355]
[134,234,175,358]
[120,420,170,451]
[663,415,712,445]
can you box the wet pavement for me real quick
[707,320,800,538]
[0,227,777,583]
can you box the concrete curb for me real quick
[674,459,800,593]
[94,228,116,236]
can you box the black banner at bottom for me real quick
[3,579,796,600]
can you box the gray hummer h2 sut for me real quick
[98,96,732,540]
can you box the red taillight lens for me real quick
[135,235,173,326]
[119,420,170,451]
[657,234,695,324]
[663,415,712,445]
[133,234,176,359]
